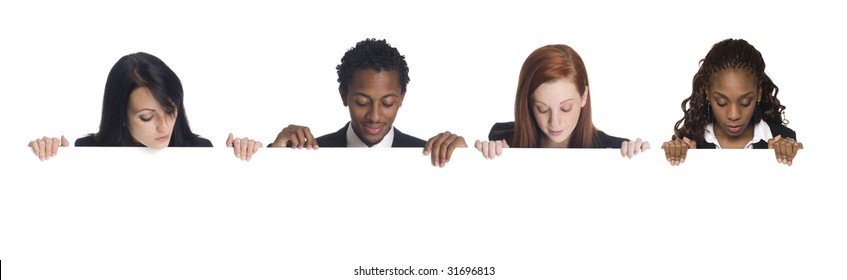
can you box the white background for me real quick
[2,1,846,279]
[2,1,844,148]
[2,148,845,279]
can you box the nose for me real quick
[549,110,563,127]
[727,104,742,121]
[365,103,382,123]
[156,114,172,132]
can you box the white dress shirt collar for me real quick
[703,120,772,149]
[345,123,395,148]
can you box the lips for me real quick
[363,124,385,135]
[726,125,743,134]
[548,129,564,136]
[156,135,170,142]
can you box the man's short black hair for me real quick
[337,38,410,93]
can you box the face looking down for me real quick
[341,69,404,147]
[127,87,177,149]
[531,78,587,148]
[708,69,760,147]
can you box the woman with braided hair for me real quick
[662,38,802,166]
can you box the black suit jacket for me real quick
[75,134,213,147]
[315,122,427,148]
[487,121,628,148]
[695,120,797,149]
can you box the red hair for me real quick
[512,44,598,148]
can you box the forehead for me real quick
[711,69,756,96]
[348,69,401,98]
[128,87,162,111]
[531,78,580,103]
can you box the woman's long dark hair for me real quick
[673,39,787,141]
[92,52,203,146]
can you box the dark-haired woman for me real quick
[28,52,262,161]
[662,39,802,166]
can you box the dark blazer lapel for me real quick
[316,123,350,147]
[392,128,427,148]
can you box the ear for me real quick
[580,86,589,108]
[704,88,711,103]
[340,88,348,107]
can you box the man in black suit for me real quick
[270,38,466,167]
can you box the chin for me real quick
[148,144,168,150]
[548,137,567,144]
[365,135,387,146]
[364,139,382,146]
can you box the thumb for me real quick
[61,135,70,147]
[423,139,433,155]
[768,135,783,148]
[458,137,468,148]
[226,133,234,147]
[682,137,694,148]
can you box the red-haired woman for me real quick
[476,44,649,158]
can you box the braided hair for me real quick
[673,38,786,141]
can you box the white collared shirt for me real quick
[703,120,772,149]
[345,123,395,148]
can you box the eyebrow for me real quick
[534,98,575,106]
[559,98,575,105]
[713,91,755,100]
[134,108,156,114]
[352,92,399,100]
